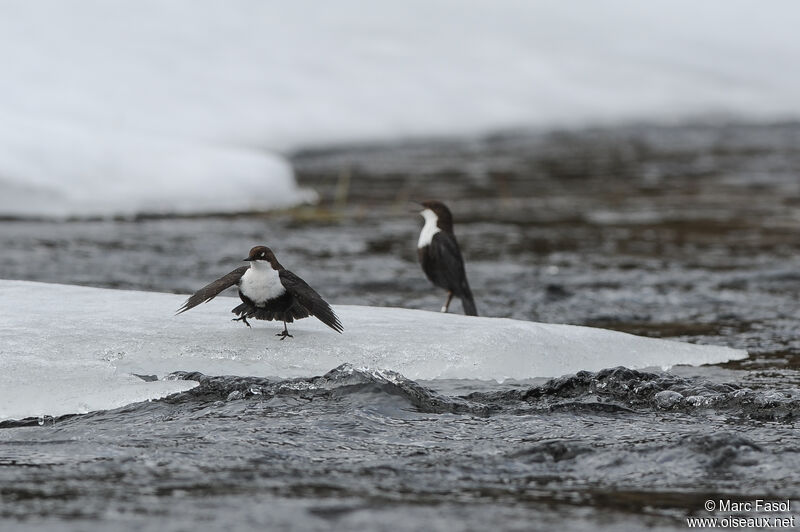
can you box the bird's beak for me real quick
[243,257,252,261]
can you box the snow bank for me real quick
[0,125,308,217]
[1,1,800,217]
[0,280,747,421]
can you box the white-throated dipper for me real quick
[416,200,478,316]
[177,245,343,339]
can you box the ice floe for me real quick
[0,280,747,421]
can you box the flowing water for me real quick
[1,122,799,530]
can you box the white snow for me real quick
[1,1,800,217]
[0,280,747,421]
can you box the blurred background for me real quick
[2,0,800,366]
[4,4,800,530]
[1,0,799,217]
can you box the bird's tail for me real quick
[459,283,478,316]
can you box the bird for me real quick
[176,245,343,339]
[415,200,478,316]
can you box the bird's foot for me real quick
[232,316,251,328]
[441,292,453,313]
[276,330,294,340]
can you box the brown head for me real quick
[419,200,454,234]
[243,245,283,270]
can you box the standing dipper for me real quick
[415,200,478,316]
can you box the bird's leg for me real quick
[232,315,251,328]
[441,291,454,313]
[276,321,294,340]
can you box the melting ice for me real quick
[0,280,746,421]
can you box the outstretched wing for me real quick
[279,269,343,333]
[176,266,249,315]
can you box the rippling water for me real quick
[2,366,798,531]
[2,123,800,530]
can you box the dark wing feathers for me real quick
[176,266,249,315]
[279,269,343,333]
[429,232,468,292]
[428,232,478,316]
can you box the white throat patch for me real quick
[239,260,285,304]
[417,208,440,248]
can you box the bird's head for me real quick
[244,245,282,269]
[417,200,454,233]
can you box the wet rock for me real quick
[654,390,683,409]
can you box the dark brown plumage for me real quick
[177,246,342,339]
[416,200,478,316]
